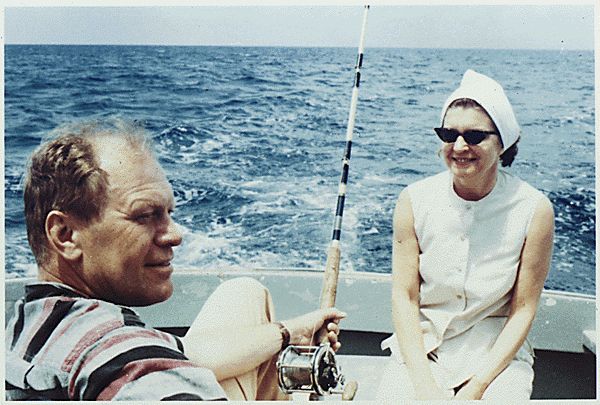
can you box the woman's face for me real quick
[441,106,504,189]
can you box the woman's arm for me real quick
[391,189,447,400]
[455,196,555,400]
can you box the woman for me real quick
[377,70,554,400]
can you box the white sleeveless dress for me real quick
[378,170,545,400]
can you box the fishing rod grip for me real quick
[321,244,341,309]
[315,244,341,346]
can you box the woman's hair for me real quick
[499,141,519,167]
[444,98,519,167]
[24,117,154,265]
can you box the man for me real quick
[5,118,346,401]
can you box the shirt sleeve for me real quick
[67,321,228,401]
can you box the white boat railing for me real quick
[5,268,596,355]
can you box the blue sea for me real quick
[4,45,595,295]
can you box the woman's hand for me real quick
[282,308,347,351]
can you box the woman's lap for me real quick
[376,355,533,401]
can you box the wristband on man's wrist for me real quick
[275,322,290,351]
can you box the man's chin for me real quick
[126,281,174,307]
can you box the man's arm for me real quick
[182,307,346,382]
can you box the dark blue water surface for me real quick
[4,45,595,295]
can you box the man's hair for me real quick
[445,98,519,167]
[24,117,155,265]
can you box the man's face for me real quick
[77,137,182,306]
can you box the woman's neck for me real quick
[452,169,498,201]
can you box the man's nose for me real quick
[158,216,183,247]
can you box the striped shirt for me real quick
[5,282,227,401]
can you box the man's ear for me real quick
[45,210,83,262]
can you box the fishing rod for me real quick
[320,5,369,312]
[277,5,369,401]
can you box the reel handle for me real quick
[342,381,358,401]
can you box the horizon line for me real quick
[4,43,593,52]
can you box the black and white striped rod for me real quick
[320,5,369,311]
[331,5,369,247]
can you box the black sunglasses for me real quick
[434,127,497,145]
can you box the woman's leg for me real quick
[481,359,533,400]
[376,356,415,401]
[376,355,454,401]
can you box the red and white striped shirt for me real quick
[5,282,227,401]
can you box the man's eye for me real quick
[133,207,174,222]
[136,212,156,221]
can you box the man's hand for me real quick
[282,308,347,351]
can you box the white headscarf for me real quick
[440,69,521,149]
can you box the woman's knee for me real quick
[482,360,533,400]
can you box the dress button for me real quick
[466,205,472,210]
[457,294,463,300]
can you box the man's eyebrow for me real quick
[128,195,176,211]
[126,197,161,210]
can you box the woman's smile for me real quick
[452,156,476,163]
[440,107,504,200]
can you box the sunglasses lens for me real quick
[434,128,492,145]
[435,128,458,143]
[463,131,489,145]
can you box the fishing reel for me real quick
[276,343,355,398]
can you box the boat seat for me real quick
[583,330,596,354]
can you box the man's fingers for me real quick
[320,308,347,320]
[327,321,340,333]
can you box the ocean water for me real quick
[4,45,595,295]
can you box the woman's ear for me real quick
[45,210,83,262]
